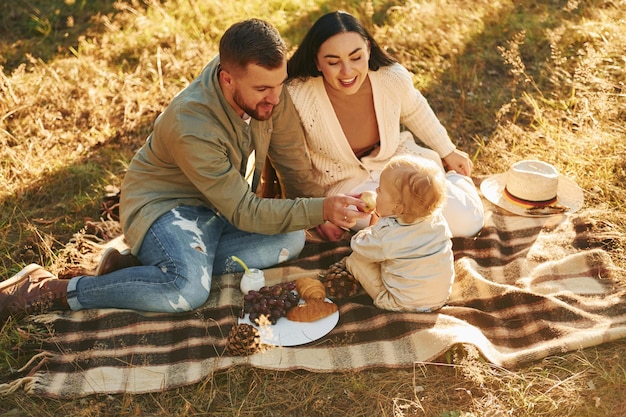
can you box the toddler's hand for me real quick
[316,222,345,242]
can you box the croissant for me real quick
[295,277,326,301]
[286,299,338,322]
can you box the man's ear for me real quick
[220,69,233,87]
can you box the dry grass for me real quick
[1,0,625,415]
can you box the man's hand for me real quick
[442,149,473,176]
[322,195,368,229]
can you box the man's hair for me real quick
[219,19,287,74]
[384,155,447,224]
[287,11,396,80]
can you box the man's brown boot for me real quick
[95,247,142,276]
[1,264,69,320]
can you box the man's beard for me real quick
[233,91,273,121]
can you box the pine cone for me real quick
[321,258,361,300]
[225,323,261,356]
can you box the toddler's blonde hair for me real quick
[383,155,447,223]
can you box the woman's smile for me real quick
[339,76,357,87]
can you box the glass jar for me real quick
[239,268,265,294]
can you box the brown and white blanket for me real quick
[1,204,625,398]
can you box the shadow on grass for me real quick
[0,0,117,72]
[429,1,595,147]
[0,140,141,273]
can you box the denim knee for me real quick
[180,266,216,310]
[282,230,306,262]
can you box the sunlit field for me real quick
[1,0,624,415]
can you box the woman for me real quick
[287,11,484,241]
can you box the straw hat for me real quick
[480,160,584,217]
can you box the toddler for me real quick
[346,155,455,312]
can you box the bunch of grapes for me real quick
[241,282,301,325]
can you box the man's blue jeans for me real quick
[66,205,305,312]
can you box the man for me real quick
[1,19,367,318]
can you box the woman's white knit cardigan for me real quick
[287,63,456,196]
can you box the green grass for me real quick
[1,0,625,415]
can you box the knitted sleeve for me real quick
[380,64,456,158]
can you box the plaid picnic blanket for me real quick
[1,204,625,398]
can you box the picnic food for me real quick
[294,277,326,301]
[286,299,338,322]
[322,258,361,300]
[358,190,377,213]
[241,282,301,325]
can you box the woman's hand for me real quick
[442,149,473,176]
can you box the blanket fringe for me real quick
[572,214,625,252]
[31,312,66,324]
[17,351,53,373]
[0,353,51,396]
[0,375,41,395]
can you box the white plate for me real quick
[238,298,339,347]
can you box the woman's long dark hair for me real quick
[287,11,396,80]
